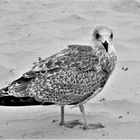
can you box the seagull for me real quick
[0,26,117,130]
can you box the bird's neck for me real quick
[108,44,116,55]
[106,51,117,74]
[108,44,117,69]
[91,41,117,74]
[91,40,99,50]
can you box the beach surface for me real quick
[0,0,140,138]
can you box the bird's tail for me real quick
[0,86,42,106]
[0,70,55,106]
[0,79,54,106]
[0,87,54,106]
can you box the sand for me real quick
[0,0,140,139]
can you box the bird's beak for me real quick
[102,40,108,52]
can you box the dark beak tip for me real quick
[102,41,108,52]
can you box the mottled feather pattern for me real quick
[26,45,116,105]
[6,45,116,106]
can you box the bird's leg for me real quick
[79,104,89,130]
[59,105,82,128]
[59,106,65,126]
[79,104,105,130]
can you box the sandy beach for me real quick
[0,0,140,138]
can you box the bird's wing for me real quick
[27,45,108,105]
[0,45,76,98]
[3,71,43,97]
[31,45,100,73]
[1,44,108,106]
[31,47,71,72]
[1,46,73,98]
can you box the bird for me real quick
[0,26,117,130]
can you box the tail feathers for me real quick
[0,86,9,96]
[0,86,41,106]
[0,96,42,106]
[0,96,55,106]
[0,85,55,106]
[0,71,55,106]
[0,91,55,106]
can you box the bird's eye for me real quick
[95,33,100,39]
[110,33,113,39]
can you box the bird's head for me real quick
[91,26,115,54]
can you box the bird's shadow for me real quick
[53,119,105,130]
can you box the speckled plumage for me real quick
[6,44,117,106]
[0,26,117,129]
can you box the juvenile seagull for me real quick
[0,26,117,130]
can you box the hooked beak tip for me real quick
[102,41,108,52]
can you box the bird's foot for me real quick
[80,123,105,130]
[59,120,104,130]
[59,119,83,128]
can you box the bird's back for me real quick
[0,45,116,106]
